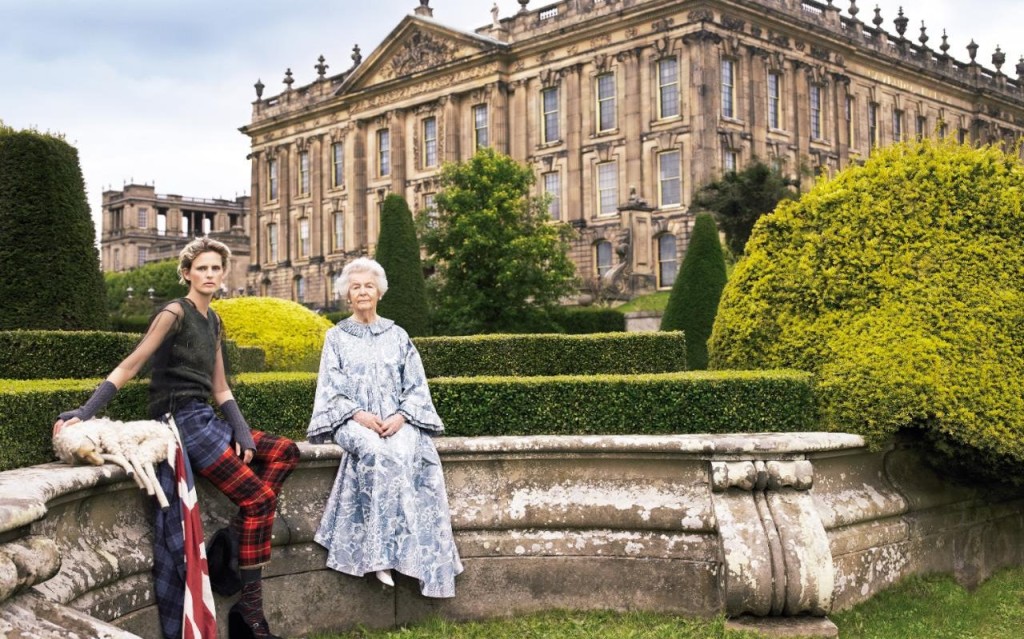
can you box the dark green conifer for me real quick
[660,213,727,369]
[375,194,430,336]
[0,127,107,329]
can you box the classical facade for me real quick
[100,184,251,296]
[241,0,1024,308]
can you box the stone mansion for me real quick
[240,0,1024,308]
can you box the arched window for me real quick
[595,240,613,278]
[657,234,678,288]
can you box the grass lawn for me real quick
[614,291,671,313]
[308,567,1024,638]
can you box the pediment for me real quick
[338,16,503,95]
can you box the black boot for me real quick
[227,568,283,639]
[207,527,241,596]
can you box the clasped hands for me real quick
[354,410,405,437]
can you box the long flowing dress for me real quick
[308,317,462,598]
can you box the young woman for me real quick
[308,257,462,598]
[54,237,298,639]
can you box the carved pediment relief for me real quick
[382,30,460,80]
[338,17,502,97]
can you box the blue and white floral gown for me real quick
[308,317,462,598]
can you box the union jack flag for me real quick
[170,421,218,638]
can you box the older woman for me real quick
[309,257,462,598]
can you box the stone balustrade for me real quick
[1,433,1022,637]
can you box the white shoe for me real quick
[375,570,394,587]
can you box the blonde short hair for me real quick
[337,257,389,299]
[177,237,231,284]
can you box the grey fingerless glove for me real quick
[221,399,256,453]
[57,381,117,423]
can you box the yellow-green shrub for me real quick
[709,140,1024,478]
[211,298,333,371]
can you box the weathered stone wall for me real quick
[1,434,1022,638]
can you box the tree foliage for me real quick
[375,194,430,336]
[0,127,107,329]
[660,213,727,370]
[709,140,1024,480]
[693,160,795,255]
[104,259,187,314]
[422,147,576,334]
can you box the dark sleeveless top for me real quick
[148,298,221,419]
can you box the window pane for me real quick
[596,241,612,277]
[658,58,679,119]
[597,162,618,215]
[333,212,344,252]
[378,129,390,176]
[659,151,681,207]
[721,60,734,119]
[268,159,278,200]
[543,172,561,221]
[332,143,344,187]
[810,85,821,140]
[424,117,438,166]
[597,74,616,131]
[768,73,780,129]
[299,218,310,257]
[658,234,677,287]
[137,207,148,227]
[543,88,560,143]
[299,151,310,195]
[473,105,489,149]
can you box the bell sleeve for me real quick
[307,329,363,444]
[397,337,445,434]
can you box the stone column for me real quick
[564,64,584,223]
[683,30,724,192]
[249,152,262,268]
[620,49,643,195]
[351,121,368,251]
[793,61,810,163]
[390,110,406,194]
[492,82,509,155]
[278,145,292,266]
[749,48,768,158]
[309,135,323,264]
[442,95,461,163]
[508,80,528,162]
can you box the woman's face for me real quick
[184,251,225,295]
[347,270,380,313]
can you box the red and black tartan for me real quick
[197,430,299,567]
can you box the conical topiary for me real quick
[660,213,727,369]
[0,127,107,329]
[375,194,430,336]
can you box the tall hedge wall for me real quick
[0,370,815,471]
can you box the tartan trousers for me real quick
[197,430,300,567]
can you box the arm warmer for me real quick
[57,381,117,423]
[221,399,256,453]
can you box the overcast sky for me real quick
[1,0,1020,238]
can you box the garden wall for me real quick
[1,433,1022,637]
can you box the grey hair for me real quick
[338,257,389,299]
[177,236,231,285]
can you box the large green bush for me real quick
[0,128,107,329]
[709,140,1024,477]
[415,332,685,377]
[211,297,333,371]
[0,370,815,471]
[375,194,430,336]
[661,213,727,369]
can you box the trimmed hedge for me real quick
[0,370,815,471]
[550,306,626,334]
[415,332,686,377]
[0,330,265,379]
